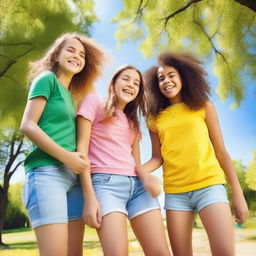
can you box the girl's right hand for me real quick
[141,173,161,198]
[83,196,102,229]
[63,152,90,174]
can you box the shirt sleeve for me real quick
[28,71,55,100]
[146,116,158,133]
[77,93,100,123]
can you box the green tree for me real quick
[246,152,256,191]
[113,0,256,106]
[4,182,29,229]
[0,129,27,245]
[226,160,256,215]
[0,0,97,123]
[0,0,97,246]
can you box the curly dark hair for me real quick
[144,51,211,117]
[103,65,146,133]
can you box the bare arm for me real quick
[142,130,163,173]
[205,101,248,224]
[132,134,161,197]
[77,116,101,228]
[20,97,89,173]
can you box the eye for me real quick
[134,82,140,87]
[80,53,86,59]
[67,48,74,53]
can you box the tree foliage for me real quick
[226,160,256,215]
[246,152,256,191]
[0,0,97,126]
[4,182,29,229]
[113,0,256,106]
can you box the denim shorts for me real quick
[23,165,84,228]
[165,184,229,212]
[92,173,160,219]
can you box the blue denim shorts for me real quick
[165,184,229,212]
[23,165,84,228]
[92,173,160,219]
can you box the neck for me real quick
[116,101,127,111]
[169,96,183,105]
[58,72,73,89]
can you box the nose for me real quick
[163,77,170,84]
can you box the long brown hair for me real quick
[144,51,211,117]
[28,33,108,104]
[103,65,146,133]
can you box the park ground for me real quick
[1,217,256,256]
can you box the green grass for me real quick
[1,224,144,256]
[1,217,256,256]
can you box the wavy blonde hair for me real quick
[28,32,108,104]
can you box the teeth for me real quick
[122,89,133,95]
[68,61,79,67]
[165,85,175,91]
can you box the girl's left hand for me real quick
[232,192,248,224]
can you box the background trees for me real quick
[113,0,256,107]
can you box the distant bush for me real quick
[4,182,29,229]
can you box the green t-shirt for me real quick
[24,71,76,172]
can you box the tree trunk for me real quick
[0,190,8,246]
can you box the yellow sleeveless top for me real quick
[147,103,226,193]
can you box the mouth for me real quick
[122,88,133,96]
[164,85,175,92]
[68,60,79,67]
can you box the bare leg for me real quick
[130,209,171,256]
[68,219,85,256]
[35,224,68,256]
[199,203,235,256]
[166,210,194,256]
[97,212,128,256]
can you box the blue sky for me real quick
[11,0,256,184]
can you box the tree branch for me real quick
[9,160,24,177]
[233,0,256,11]
[132,0,150,22]
[0,47,34,77]
[162,0,203,27]
[193,20,235,94]
[0,42,32,46]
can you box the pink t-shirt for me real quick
[77,93,137,176]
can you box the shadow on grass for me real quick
[0,241,37,250]
[247,236,256,240]
[83,240,101,249]
[3,227,32,234]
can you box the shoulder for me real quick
[77,92,102,120]
[204,101,217,115]
[32,70,56,84]
[205,101,215,109]
[80,92,101,107]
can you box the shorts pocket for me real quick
[92,173,113,184]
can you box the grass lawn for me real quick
[1,217,256,256]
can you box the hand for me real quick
[83,196,102,229]
[232,191,248,224]
[141,173,161,198]
[63,152,90,174]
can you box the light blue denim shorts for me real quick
[165,184,229,212]
[92,173,160,219]
[23,165,84,228]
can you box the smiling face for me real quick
[114,68,141,110]
[157,65,183,104]
[56,38,86,78]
